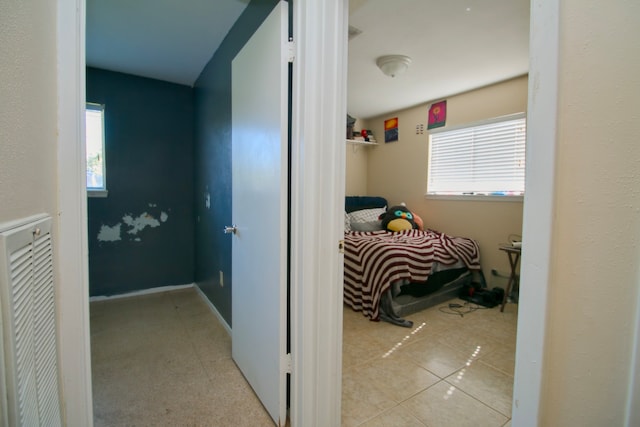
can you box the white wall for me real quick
[345,144,368,196]
[536,1,640,424]
[345,118,369,196]
[0,0,58,223]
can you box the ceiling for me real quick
[86,0,250,85]
[86,0,530,120]
[348,0,530,119]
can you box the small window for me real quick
[86,103,107,196]
[427,113,526,198]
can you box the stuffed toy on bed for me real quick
[380,205,418,232]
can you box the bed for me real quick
[343,196,481,327]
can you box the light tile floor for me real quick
[90,288,517,427]
[342,299,517,427]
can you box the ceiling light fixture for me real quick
[376,55,412,78]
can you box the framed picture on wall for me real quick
[428,100,447,130]
[384,117,398,143]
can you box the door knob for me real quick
[224,225,238,235]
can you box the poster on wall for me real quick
[384,117,398,143]
[428,100,447,130]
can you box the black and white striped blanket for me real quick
[343,229,480,320]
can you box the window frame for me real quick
[85,103,108,197]
[426,112,526,201]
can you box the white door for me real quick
[230,2,288,425]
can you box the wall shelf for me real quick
[346,139,378,146]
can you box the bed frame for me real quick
[345,196,474,326]
[381,272,472,319]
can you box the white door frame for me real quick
[289,1,349,425]
[56,0,94,425]
[290,0,558,425]
[510,1,559,425]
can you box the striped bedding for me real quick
[343,229,480,320]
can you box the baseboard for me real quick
[89,283,195,302]
[193,285,232,336]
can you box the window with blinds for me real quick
[427,113,526,198]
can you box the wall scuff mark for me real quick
[97,206,170,243]
[97,223,122,242]
[123,212,161,235]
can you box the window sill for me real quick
[88,189,108,198]
[425,193,524,202]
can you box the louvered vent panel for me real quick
[32,232,61,426]
[0,215,62,427]
[10,239,38,427]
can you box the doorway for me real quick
[341,0,530,424]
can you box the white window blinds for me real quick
[427,113,526,196]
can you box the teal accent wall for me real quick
[86,67,195,296]
[193,0,280,325]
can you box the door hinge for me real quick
[338,239,345,254]
[287,39,295,63]
[284,353,292,374]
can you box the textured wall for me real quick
[539,1,640,425]
[86,68,195,296]
[193,0,279,326]
[0,0,57,223]
[345,144,369,196]
[346,119,370,196]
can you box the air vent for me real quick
[0,215,62,427]
[348,25,362,41]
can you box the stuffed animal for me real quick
[412,212,424,230]
[380,205,418,232]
